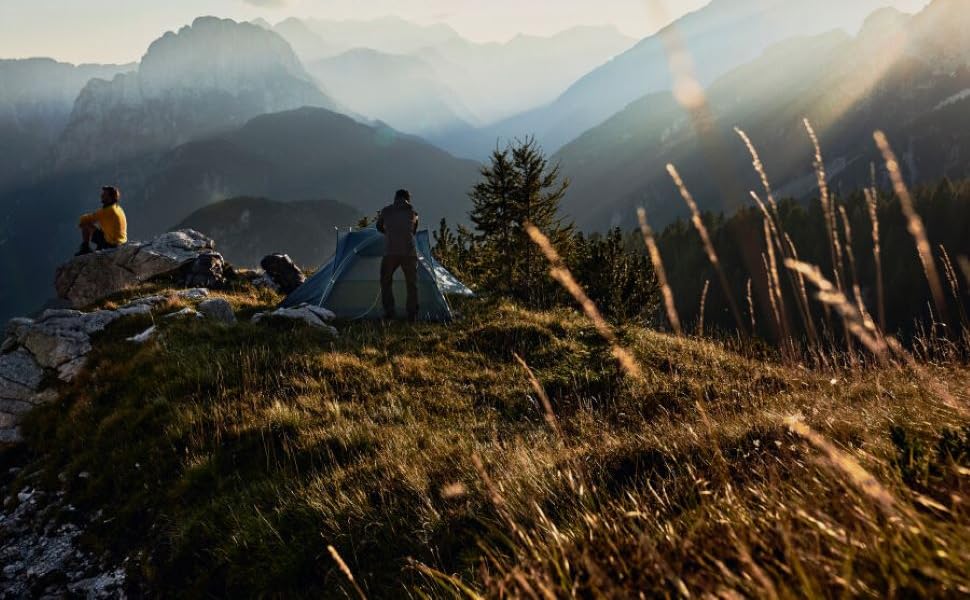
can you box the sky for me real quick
[0,0,931,65]
[0,0,709,64]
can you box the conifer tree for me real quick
[470,138,573,304]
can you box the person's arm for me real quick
[376,209,386,233]
[412,211,419,234]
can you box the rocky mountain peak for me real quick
[138,16,313,98]
[55,17,334,169]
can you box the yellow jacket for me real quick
[79,203,128,245]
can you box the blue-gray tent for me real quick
[281,228,473,321]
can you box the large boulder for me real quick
[260,254,306,295]
[55,229,215,308]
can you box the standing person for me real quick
[76,186,127,255]
[377,189,420,321]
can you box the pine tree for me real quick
[470,138,573,304]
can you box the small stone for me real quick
[121,295,168,309]
[126,326,156,344]
[197,299,236,325]
[252,305,338,336]
[162,307,202,320]
[176,288,210,301]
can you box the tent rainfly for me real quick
[281,228,473,321]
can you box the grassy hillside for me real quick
[6,281,969,597]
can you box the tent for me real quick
[281,228,473,321]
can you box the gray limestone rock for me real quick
[54,229,215,308]
[197,298,236,324]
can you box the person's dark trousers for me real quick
[91,229,118,251]
[380,256,419,319]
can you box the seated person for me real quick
[77,186,127,255]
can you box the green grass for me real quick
[10,283,970,598]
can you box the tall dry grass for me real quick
[864,187,887,330]
[805,119,846,293]
[637,208,683,337]
[667,163,746,334]
[873,131,948,322]
[697,279,710,337]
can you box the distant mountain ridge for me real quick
[477,0,930,157]
[0,59,133,190]
[178,196,361,268]
[307,49,476,137]
[270,17,635,135]
[55,17,337,170]
[554,0,970,230]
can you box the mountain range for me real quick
[473,0,934,157]
[55,17,337,170]
[269,18,635,134]
[0,59,132,190]
[555,0,970,230]
[306,49,477,137]
[178,197,361,268]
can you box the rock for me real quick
[252,304,337,335]
[121,295,169,309]
[162,308,202,320]
[56,358,87,383]
[260,254,305,294]
[183,251,226,289]
[252,273,280,292]
[197,299,236,324]
[176,288,210,301]
[126,326,157,344]
[54,229,215,308]
[0,427,21,444]
[0,349,45,392]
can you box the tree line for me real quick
[434,139,970,342]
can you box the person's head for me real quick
[394,189,411,205]
[101,186,121,206]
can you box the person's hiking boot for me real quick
[75,243,93,256]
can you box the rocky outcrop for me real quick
[0,485,126,598]
[260,254,306,294]
[0,301,157,443]
[54,230,215,309]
